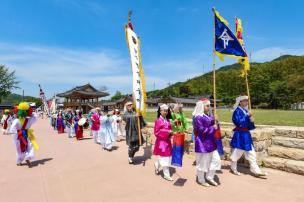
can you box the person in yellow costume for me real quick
[10,102,39,167]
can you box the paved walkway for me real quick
[0,118,304,202]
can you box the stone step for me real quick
[272,136,304,150]
[263,156,304,175]
[274,128,304,139]
[268,146,304,161]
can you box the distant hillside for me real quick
[148,55,304,109]
[2,93,42,106]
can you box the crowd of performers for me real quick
[0,94,268,186]
[49,106,126,149]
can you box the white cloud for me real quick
[0,43,208,98]
[251,47,304,62]
[0,43,131,97]
[6,43,303,99]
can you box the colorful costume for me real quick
[91,112,100,144]
[10,102,38,166]
[193,99,221,186]
[2,110,13,135]
[153,104,173,181]
[74,111,83,140]
[171,106,189,167]
[230,95,266,176]
[56,113,65,134]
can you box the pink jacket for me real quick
[153,116,172,157]
[91,113,100,131]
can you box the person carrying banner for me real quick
[123,101,146,164]
[230,95,267,177]
[193,98,221,187]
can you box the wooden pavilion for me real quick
[57,83,109,114]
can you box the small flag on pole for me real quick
[39,84,50,117]
[236,17,250,77]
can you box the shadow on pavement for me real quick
[78,137,93,141]
[133,145,153,166]
[174,178,187,186]
[30,158,53,167]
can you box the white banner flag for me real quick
[39,84,50,116]
[125,26,146,116]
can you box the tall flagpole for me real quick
[127,10,142,145]
[245,73,251,111]
[212,8,217,117]
[235,17,252,111]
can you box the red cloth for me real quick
[57,125,64,134]
[17,118,29,153]
[215,128,222,140]
[3,116,9,129]
[173,132,185,146]
[76,126,83,140]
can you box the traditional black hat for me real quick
[103,106,109,113]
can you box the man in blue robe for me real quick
[230,95,267,177]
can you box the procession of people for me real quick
[0,93,268,187]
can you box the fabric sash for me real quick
[17,118,29,153]
[234,127,249,132]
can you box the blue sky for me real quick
[1,0,304,98]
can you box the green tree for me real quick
[0,65,19,102]
[111,91,124,101]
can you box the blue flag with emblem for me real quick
[213,8,247,61]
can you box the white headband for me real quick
[233,95,249,111]
[160,104,169,110]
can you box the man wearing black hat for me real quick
[100,106,115,151]
[123,102,147,164]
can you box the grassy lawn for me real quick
[145,109,304,127]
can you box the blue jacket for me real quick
[230,107,255,151]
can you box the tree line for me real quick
[148,55,304,109]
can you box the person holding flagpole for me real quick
[123,102,146,164]
[230,95,267,177]
[193,98,221,186]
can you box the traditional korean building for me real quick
[102,96,132,111]
[57,83,109,113]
